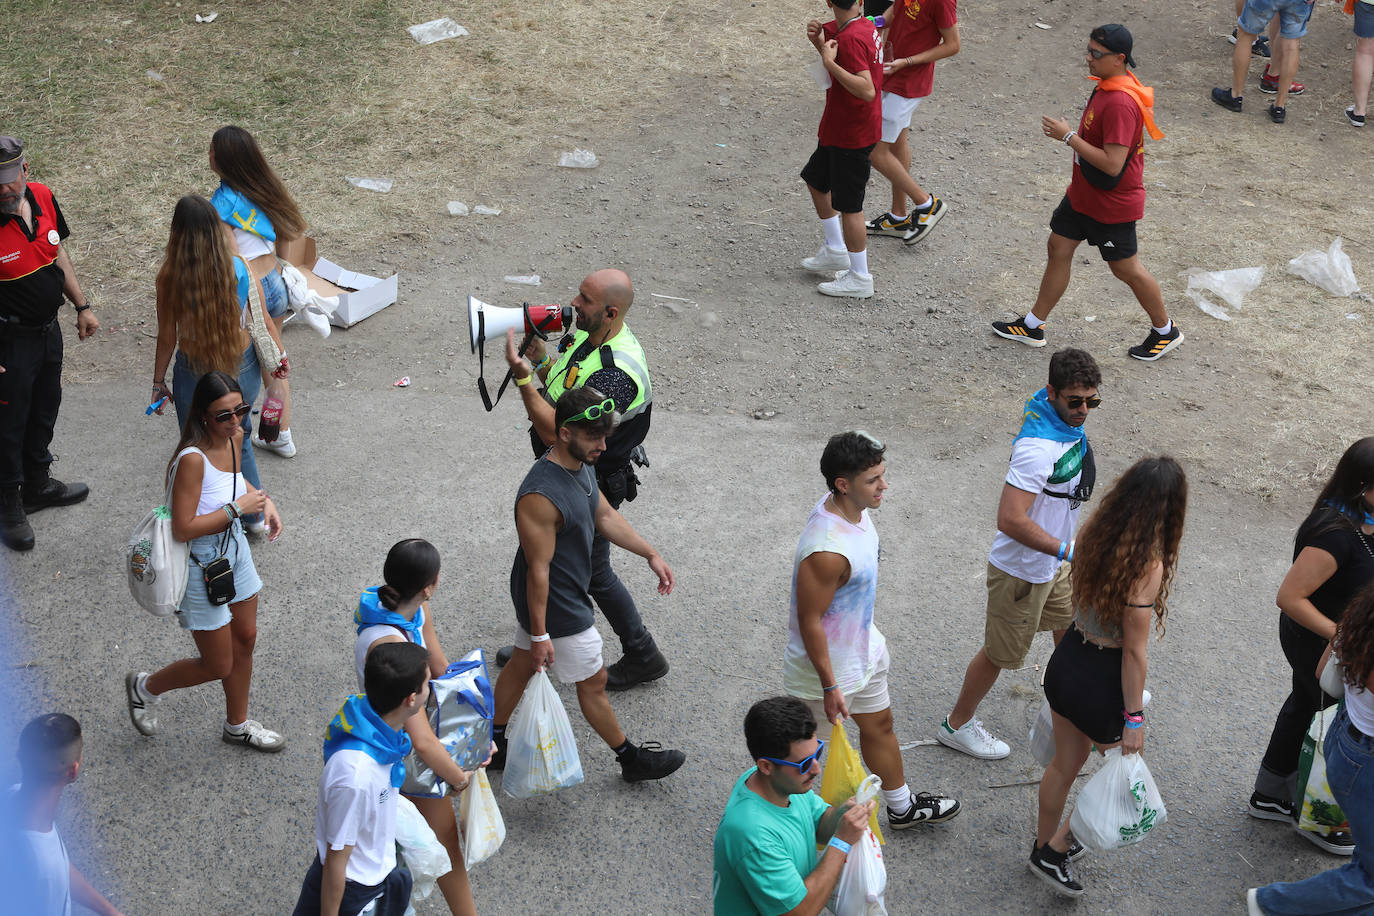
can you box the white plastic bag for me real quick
[830,774,888,916]
[1180,266,1265,321]
[126,469,189,617]
[1288,237,1361,297]
[1298,707,1349,835]
[1069,748,1167,852]
[458,768,506,868]
[1029,699,1055,768]
[393,795,451,901]
[501,670,584,798]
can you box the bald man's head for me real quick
[573,269,634,336]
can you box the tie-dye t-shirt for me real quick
[784,495,886,699]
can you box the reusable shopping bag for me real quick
[1069,748,1167,852]
[1298,707,1349,836]
[819,723,884,844]
[458,768,506,869]
[501,670,584,798]
[401,649,495,798]
[830,774,889,916]
[394,795,451,901]
[126,464,189,617]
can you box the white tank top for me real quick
[354,619,427,691]
[1347,684,1374,737]
[232,226,273,260]
[175,446,247,517]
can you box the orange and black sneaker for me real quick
[1128,325,1184,361]
[992,316,1046,348]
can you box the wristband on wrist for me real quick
[1123,720,1143,729]
[1067,540,1075,563]
[1063,130,1077,145]
[222,505,236,522]
[1057,541,1068,560]
[822,684,839,693]
[74,302,91,312]
[872,15,886,27]
[533,355,551,372]
[529,633,551,643]
[514,373,532,387]
[827,836,852,856]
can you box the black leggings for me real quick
[1044,624,1126,746]
[1255,614,1338,803]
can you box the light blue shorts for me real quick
[175,521,262,630]
[262,268,289,319]
[1238,0,1315,39]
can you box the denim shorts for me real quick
[175,520,262,630]
[262,268,289,319]
[1356,0,1374,39]
[1239,0,1315,39]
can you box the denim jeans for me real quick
[1258,702,1374,914]
[171,346,262,522]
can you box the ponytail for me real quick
[381,538,441,608]
[377,584,402,610]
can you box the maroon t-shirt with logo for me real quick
[818,18,883,148]
[884,0,958,100]
[1066,89,1146,224]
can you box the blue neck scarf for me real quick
[355,586,425,640]
[1014,388,1086,444]
[322,694,412,788]
[211,182,276,243]
[1320,499,1374,527]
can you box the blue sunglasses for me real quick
[760,738,827,773]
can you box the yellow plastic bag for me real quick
[818,722,884,844]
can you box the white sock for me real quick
[1153,320,1173,335]
[225,719,247,733]
[136,673,159,702]
[889,210,908,222]
[821,215,845,251]
[914,196,933,212]
[881,785,913,812]
[849,249,870,277]
[1023,312,1045,330]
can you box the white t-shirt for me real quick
[784,495,886,698]
[5,786,72,916]
[354,618,426,692]
[231,226,273,259]
[314,749,398,886]
[988,437,1084,584]
[1347,684,1374,738]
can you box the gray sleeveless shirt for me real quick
[510,455,600,638]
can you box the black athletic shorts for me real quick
[1043,624,1126,746]
[1049,196,1138,262]
[801,143,875,215]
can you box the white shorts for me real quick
[880,92,925,143]
[801,646,892,722]
[514,625,604,684]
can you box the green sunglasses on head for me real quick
[561,397,616,427]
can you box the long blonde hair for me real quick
[212,125,306,239]
[157,195,243,376]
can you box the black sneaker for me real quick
[888,792,960,829]
[0,488,34,552]
[1211,87,1243,112]
[1295,824,1356,856]
[1346,106,1366,128]
[1268,104,1286,124]
[1248,790,1295,822]
[23,476,89,513]
[495,645,514,667]
[1028,842,1085,898]
[487,734,508,772]
[620,741,686,783]
[866,211,916,239]
[606,647,670,691]
[1253,35,1272,58]
[1128,325,1184,361]
[904,196,948,245]
[1065,834,1088,862]
[992,317,1047,348]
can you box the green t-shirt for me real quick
[712,768,831,916]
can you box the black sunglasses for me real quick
[1087,47,1111,60]
[211,403,252,423]
[1064,396,1102,410]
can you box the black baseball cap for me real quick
[1091,24,1136,68]
[0,137,24,184]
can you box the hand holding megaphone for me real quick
[505,329,534,377]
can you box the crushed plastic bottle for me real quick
[472,205,502,216]
[407,18,469,44]
[504,275,541,286]
[346,176,393,193]
[557,149,599,169]
[447,201,470,216]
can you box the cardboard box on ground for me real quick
[277,237,399,329]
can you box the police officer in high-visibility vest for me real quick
[500,268,668,690]
[0,137,98,552]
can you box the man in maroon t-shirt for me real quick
[800,0,883,300]
[992,25,1183,363]
[865,0,960,245]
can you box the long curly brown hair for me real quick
[212,126,306,239]
[157,195,244,376]
[1335,581,1374,692]
[1071,456,1188,637]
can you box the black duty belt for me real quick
[0,316,58,336]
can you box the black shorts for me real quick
[801,143,875,214]
[1043,624,1125,746]
[1049,196,1138,262]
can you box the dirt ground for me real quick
[3,0,1374,913]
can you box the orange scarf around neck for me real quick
[1090,72,1165,141]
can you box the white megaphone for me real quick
[467,296,574,353]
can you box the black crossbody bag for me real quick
[191,445,238,606]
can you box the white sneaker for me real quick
[222,719,287,753]
[252,428,296,458]
[818,270,874,299]
[937,716,1011,759]
[802,245,851,272]
[125,671,160,736]
[243,516,269,537]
